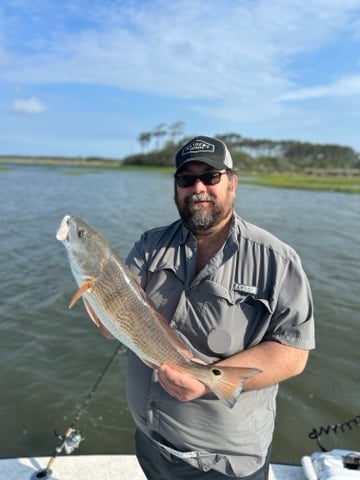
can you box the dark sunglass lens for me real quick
[202,172,221,185]
[204,172,221,185]
[176,175,195,187]
[199,173,213,185]
[175,171,224,187]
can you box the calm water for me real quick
[0,165,359,463]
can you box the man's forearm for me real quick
[216,341,309,390]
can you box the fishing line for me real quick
[308,414,360,452]
[33,343,123,479]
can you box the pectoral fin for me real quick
[69,280,94,308]
[82,298,115,339]
[82,297,100,327]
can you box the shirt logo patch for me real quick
[233,283,258,295]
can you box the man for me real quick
[125,135,315,479]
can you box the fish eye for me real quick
[77,229,85,238]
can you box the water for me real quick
[0,164,359,463]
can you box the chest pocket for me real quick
[181,279,273,358]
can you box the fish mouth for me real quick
[56,215,71,242]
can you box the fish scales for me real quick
[89,257,188,367]
[56,215,261,408]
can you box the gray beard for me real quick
[183,210,217,231]
[175,193,225,232]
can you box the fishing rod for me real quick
[33,344,123,480]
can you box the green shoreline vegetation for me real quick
[1,157,359,193]
[1,129,360,193]
[242,173,360,194]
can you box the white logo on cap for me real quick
[182,140,215,156]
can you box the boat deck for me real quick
[0,455,307,479]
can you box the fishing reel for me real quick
[32,429,85,479]
[54,427,84,454]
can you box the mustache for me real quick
[185,193,214,204]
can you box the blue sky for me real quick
[1,0,360,158]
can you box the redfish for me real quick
[56,215,260,408]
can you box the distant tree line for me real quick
[216,133,360,172]
[137,122,185,152]
[123,125,360,173]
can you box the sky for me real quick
[1,0,360,159]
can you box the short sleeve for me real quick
[265,253,315,350]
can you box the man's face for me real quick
[174,161,237,233]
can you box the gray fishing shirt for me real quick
[125,213,315,477]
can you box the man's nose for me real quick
[192,177,206,192]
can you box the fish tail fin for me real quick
[206,366,261,408]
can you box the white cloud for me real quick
[1,0,359,102]
[280,74,360,101]
[1,0,360,153]
[10,97,46,114]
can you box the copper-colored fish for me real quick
[56,215,260,408]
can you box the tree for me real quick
[137,132,152,152]
[169,122,185,144]
[153,123,167,150]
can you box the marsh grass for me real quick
[63,168,104,175]
[241,174,360,194]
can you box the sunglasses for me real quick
[174,170,228,188]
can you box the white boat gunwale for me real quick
[0,454,307,479]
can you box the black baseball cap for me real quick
[175,135,233,173]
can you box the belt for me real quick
[155,439,200,460]
[149,435,221,466]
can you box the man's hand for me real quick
[158,364,209,402]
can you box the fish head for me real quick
[56,215,110,282]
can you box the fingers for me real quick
[158,364,206,402]
[158,368,184,400]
